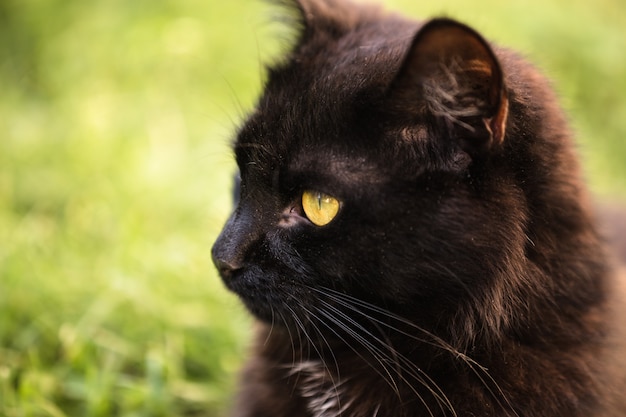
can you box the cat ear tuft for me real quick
[291,0,349,25]
[281,0,378,45]
[390,18,509,155]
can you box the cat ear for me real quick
[285,0,375,43]
[292,0,348,25]
[390,18,508,155]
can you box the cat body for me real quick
[212,0,626,415]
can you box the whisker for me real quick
[294,302,348,414]
[318,299,454,417]
[263,305,276,346]
[314,308,403,400]
[284,303,311,361]
[313,287,459,354]
[312,286,518,417]
[315,307,440,417]
[277,309,299,370]
[296,303,342,380]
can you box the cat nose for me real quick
[212,254,242,280]
[211,243,243,280]
[212,204,264,281]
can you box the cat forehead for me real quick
[235,14,430,180]
[244,30,415,159]
[289,150,386,187]
[235,124,386,186]
[262,18,416,114]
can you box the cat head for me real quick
[212,0,584,345]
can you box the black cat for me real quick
[212,0,626,415]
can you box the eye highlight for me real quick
[302,190,340,226]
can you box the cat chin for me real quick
[222,273,277,322]
[240,302,279,325]
[232,292,287,326]
[241,302,308,333]
[222,266,313,326]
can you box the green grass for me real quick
[0,0,624,416]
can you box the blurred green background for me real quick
[0,0,624,415]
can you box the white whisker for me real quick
[285,298,348,416]
[310,285,518,417]
[317,299,452,417]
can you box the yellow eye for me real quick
[302,190,340,226]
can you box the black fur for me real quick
[212,0,626,415]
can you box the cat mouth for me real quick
[220,266,304,324]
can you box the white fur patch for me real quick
[289,360,355,417]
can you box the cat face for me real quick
[212,2,523,337]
